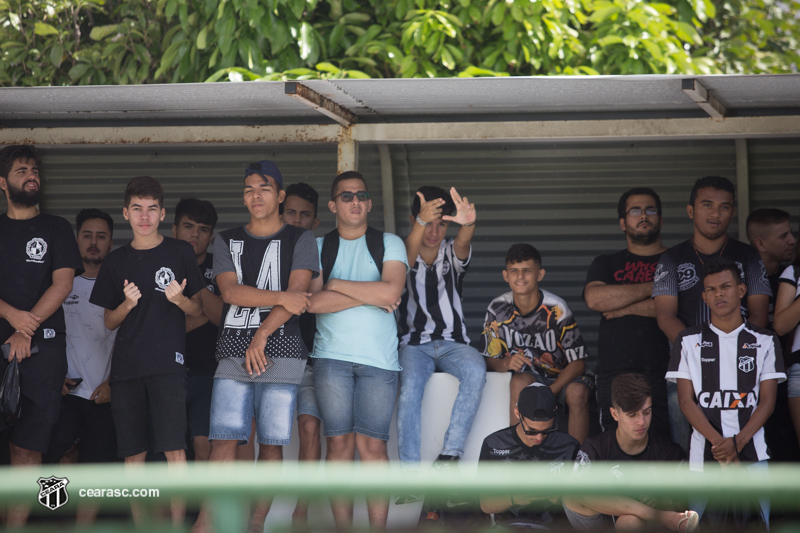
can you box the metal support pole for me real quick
[735,138,750,241]
[378,145,395,234]
[338,132,358,174]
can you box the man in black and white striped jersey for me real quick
[396,186,485,480]
[667,257,785,529]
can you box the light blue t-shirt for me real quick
[312,232,408,371]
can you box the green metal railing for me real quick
[2,462,799,531]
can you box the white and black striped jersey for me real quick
[652,238,770,328]
[666,321,786,471]
[398,239,471,347]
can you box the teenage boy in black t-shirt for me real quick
[563,373,695,532]
[0,145,82,527]
[172,198,222,462]
[90,176,204,524]
[584,188,670,435]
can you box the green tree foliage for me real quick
[1,0,798,86]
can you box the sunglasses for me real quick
[334,190,370,203]
[518,417,556,436]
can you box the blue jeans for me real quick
[667,380,691,455]
[313,358,399,441]
[208,379,298,445]
[397,340,486,465]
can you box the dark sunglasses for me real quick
[518,417,556,436]
[335,190,370,203]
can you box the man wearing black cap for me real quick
[479,383,580,529]
[194,161,319,531]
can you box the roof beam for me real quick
[2,116,799,146]
[285,82,356,126]
[681,79,727,120]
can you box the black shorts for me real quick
[46,394,118,463]
[186,370,214,439]
[111,374,187,457]
[1,339,67,454]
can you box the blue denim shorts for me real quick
[788,363,800,398]
[296,365,320,419]
[208,378,298,446]
[313,358,398,441]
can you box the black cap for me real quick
[517,383,557,422]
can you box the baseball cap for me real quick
[517,383,557,422]
[245,160,283,190]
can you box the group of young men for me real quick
[0,142,796,531]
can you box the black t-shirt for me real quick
[185,253,220,373]
[0,213,83,342]
[652,238,771,329]
[90,237,205,383]
[585,249,669,374]
[480,426,578,528]
[575,429,685,468]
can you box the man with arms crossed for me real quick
[308,171,408,531]
[0,145,82,527]
[563,373,696,532]
[194,162,318,533]
[667,258,785,529]
[396,185,485,475]
[584,188,670,434]
[653,176,771,451]
[172,198,223,462]
[91,176,205,525]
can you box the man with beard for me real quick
[653,176,770,452]
[0,145,82,526]
[584,188,670,435]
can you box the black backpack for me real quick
[320,226,384,283]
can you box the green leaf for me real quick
[598,35,624,47]
[196,26,208,50]
[589,5,620,23]
[316,62,340,73]
[49,44,63,68]
[491,2,505,26]
[329,24,345,50]
[340,12,371,23]
[68,62,90,81]
[34,22,59,36]
[344,69,369,78]
[89,24,120,41]
[440,46,455,69]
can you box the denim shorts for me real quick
[788,363,800,399]
[296,365,320,419]
[208,378,298,446]
[313,358,398,441]
[563,502,613,530]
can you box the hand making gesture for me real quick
[416,192,446,225]
[442,187,476,227]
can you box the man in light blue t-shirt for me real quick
[308,171,408,530]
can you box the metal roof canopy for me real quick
[1,74,799,178]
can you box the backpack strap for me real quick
[320,227,385,284]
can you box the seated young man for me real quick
[397,185,485,473]
[480,383,579,529]
[480,243,592,444]
[563,373,697,532]
[667,258,785,529]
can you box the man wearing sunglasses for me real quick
[307,171,408,531]
[479,383,579,529]
[584,188,670,437]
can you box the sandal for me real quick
[677,510,699,533]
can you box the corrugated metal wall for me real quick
[32,137,800,359]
